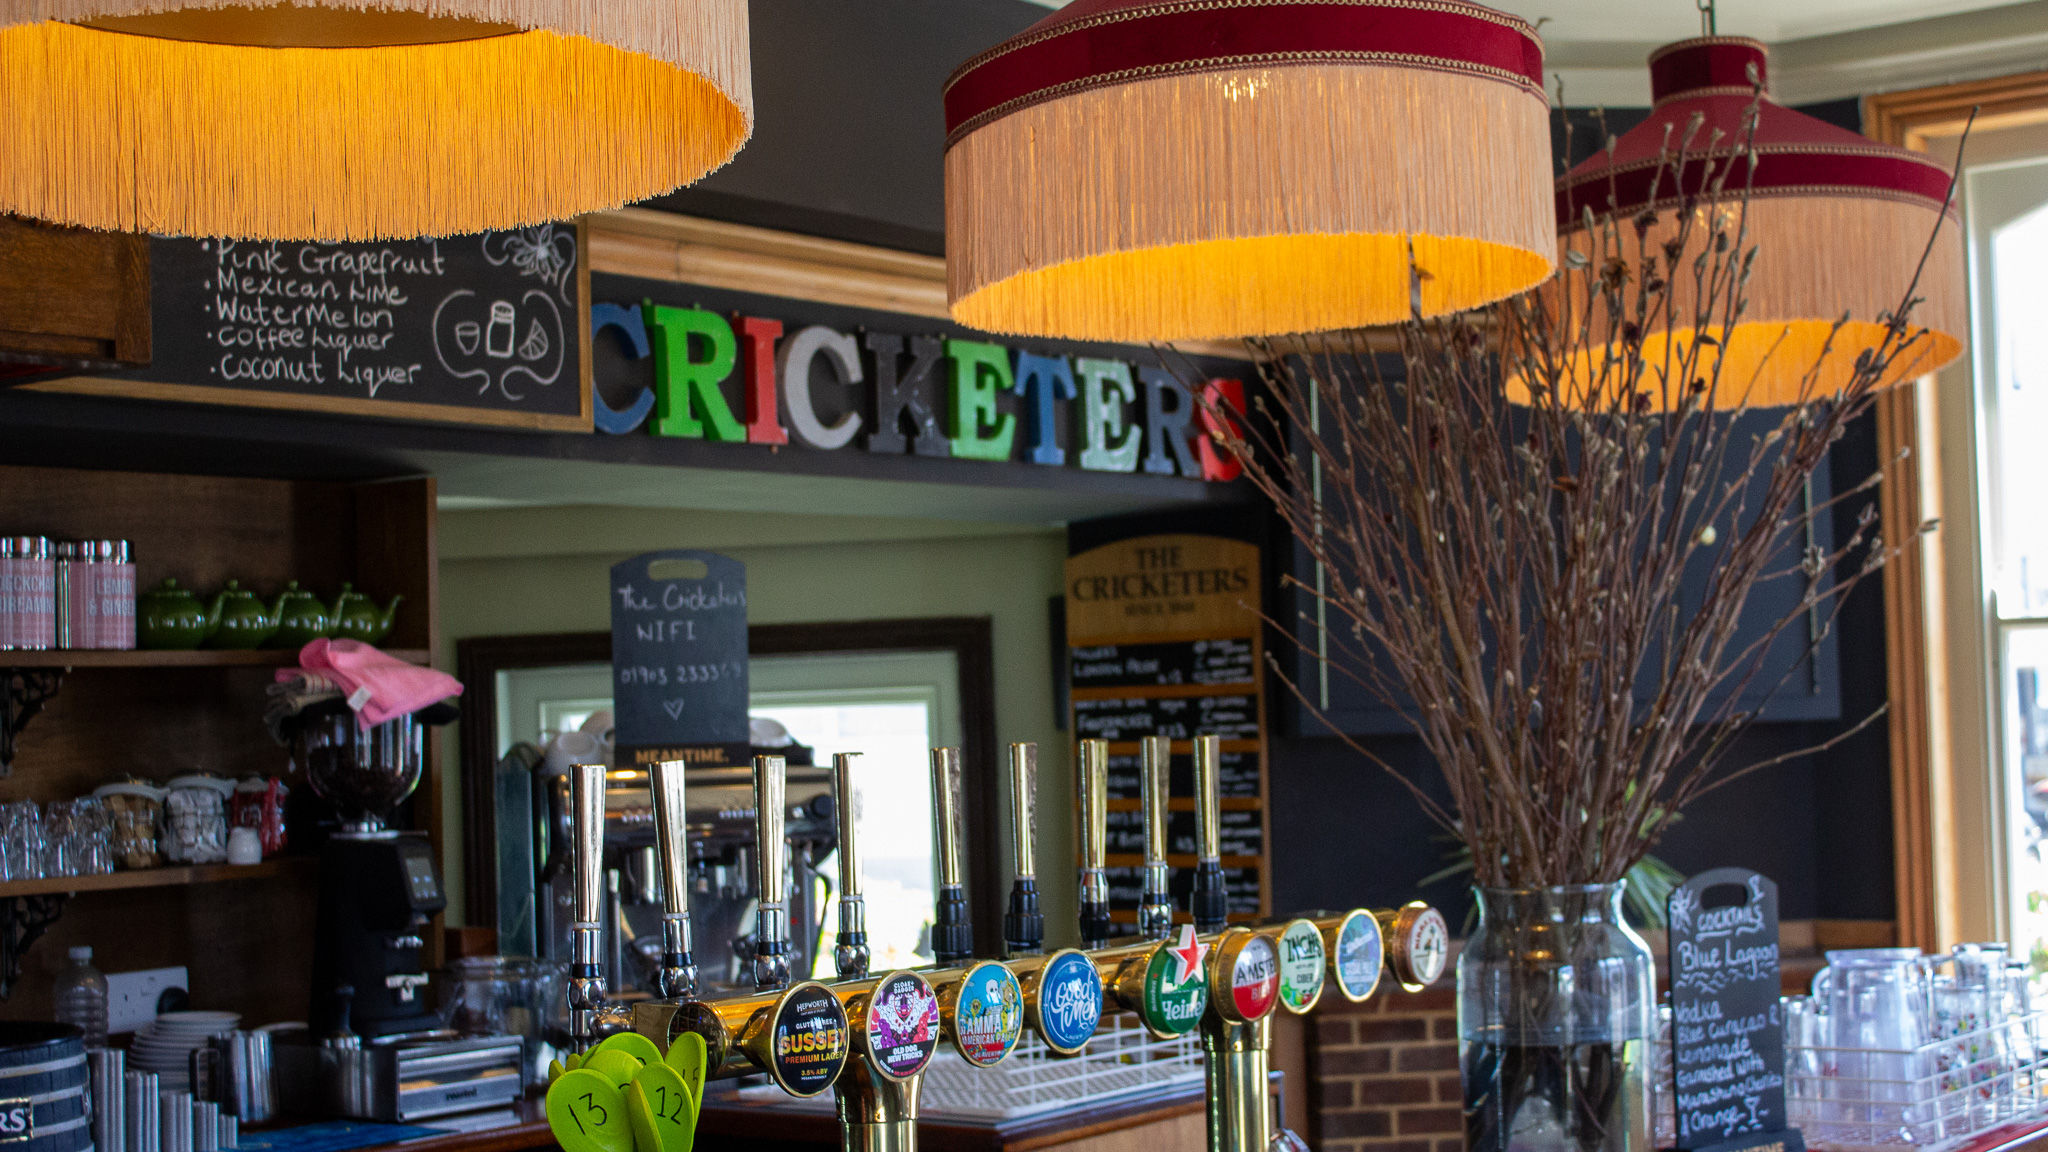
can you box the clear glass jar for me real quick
[1459,883,1656,1152]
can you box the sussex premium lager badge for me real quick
[863,971,941,1081]
[1227,933,1280,1021]
[1032,949,1105,1055]
[765,982,849,1096]
[1276,919,1327,1013]
[949,961,1025,1067]
[1141,925,1211,1037]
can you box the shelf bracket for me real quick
[0,894,66,999]
[0,669,63,779]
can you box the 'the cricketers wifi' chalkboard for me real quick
[42,225,591,430]
[610,550,750,769]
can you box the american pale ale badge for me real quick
[1333,909,1385,1000]
[768,982,848,1096]
[1141,925,1210,1036]
[1034,949,1104,1054]
[864,971,940,1081]
[1277,919,1326,1012]
[1229,933,1280,1020]
[953,961,1024,1067]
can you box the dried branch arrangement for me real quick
[1218,110,1952,888]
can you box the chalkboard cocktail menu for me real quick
[1065,534,1270,926]
[610,550,750,769]
[41,225,590,431]
[1667,868,1802,1152]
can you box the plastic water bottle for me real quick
[54,945,108,1048]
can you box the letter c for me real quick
[590,301,655,434]
[778,325,865,450]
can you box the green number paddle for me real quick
[581,1050,644,1089]
[545,1069,633,1152]
[626,1063,698,1152]
[592,1032,664,1068]
[662,1031,707,1116]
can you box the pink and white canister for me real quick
[0,536,55,651]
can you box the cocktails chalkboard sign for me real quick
[41,225,591,430]
[610,550,749,768]
[1668,868,1802,1152]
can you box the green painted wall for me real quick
[433,505,1078,945]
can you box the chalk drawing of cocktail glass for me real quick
[453,320,481,356]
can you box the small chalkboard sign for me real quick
[1668,868,1802,1152]
[610,550,749,768]
[40,225,591,430]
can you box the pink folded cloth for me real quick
[285,639,462,729]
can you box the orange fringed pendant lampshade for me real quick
[0,1,753,241]
[941,0,1557,342]
[1528,37,1966,408]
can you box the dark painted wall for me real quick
[648,0,1050,255]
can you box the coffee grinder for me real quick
[292,705,444,1038]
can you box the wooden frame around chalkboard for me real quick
[20,220,595,433]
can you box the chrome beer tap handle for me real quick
[833,753,870,980]
[648,759,698,1000]
[568,762,609,1046]
[1138,735,1174,940]
[752,755,792,991]
[1192,733,1228,934]
[1003,742,1044,957]
[1077,739,1111,949]
[929,748,973,965]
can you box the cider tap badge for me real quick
[768,982,849,1096]
[952,961,1024,1067]
[1033,949,1105,1055]
[864,971,941,1081]
[1141,925,1210,1037]
[1277,919,1327,1013]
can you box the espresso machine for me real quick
[535,763,837,998]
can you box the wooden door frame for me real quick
[1865,70,2048,950]
[455,617,1004,956]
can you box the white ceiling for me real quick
[1017,0,2048,105]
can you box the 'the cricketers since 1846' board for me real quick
[1065,533,1270,926]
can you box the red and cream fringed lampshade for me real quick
[1530,36,1966,408]
[0,1,753,241]
[941,0,1557,342]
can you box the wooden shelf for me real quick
[0,857,309,899]
[0,648,428,669]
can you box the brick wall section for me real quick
[1307,980,1462,1152]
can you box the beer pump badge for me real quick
[1334,910,1385,1000]
[954,961,1024,1066]
[1277,920,1327,1012]
[1035,949,1104,1054]
[768,982,848,1095]
[1142,925,1210,1036]
[1228,933,1280,1020]
[865,971,941,1080]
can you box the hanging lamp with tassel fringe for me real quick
[1529,36,1965,408]
[0,0,753,241]
[941,0,1557,343]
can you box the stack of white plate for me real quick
[128,1011,239,1091]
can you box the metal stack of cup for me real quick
[90,1049,126,1152]
[125,1072,159,1152]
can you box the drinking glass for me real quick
[43,800,80,878]
[2,800,46,881]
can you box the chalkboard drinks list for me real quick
[1064,534,1270,925]
[1667,868,1802,1152]
[46,226,591,430]
[609,550,751,768]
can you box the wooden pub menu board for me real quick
[34,224,591,430]
[1668,867,1801,1152]
[1065,534,1270,926]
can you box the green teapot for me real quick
[328,584,402,644]
[270,580,331,648]
[137,578,220,649]
[206,580,280,650]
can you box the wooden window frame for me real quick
[1866,70,2048,950]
